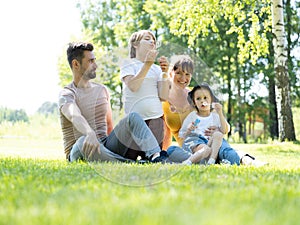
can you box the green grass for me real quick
[0,110,300,225]
[0,142,300,225]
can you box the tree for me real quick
[285,0,300,107]
[167,0,273,141]
[0,107,29,123]
[272,0,296,141]
[37,101,58,116]
[75,0,191,110]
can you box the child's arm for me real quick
[123,50,158,92]
[179,114,198,138]
[213,103,229,134]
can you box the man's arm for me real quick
[106,103,114,135]
[61,102,100,158]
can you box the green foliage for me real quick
[37,101,58,116]
[293,107,300,140]
[0,107,29,123]
[169,0,272,64]
[285,0,300,106]
[57,52,72,87]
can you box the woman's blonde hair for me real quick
[129,30,156,58]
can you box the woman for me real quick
[162,55,195,149]
[163,55,267,166]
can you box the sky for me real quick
[0,0,82,114]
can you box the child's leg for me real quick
[185,144,211,164]
[207,131,223,164]
[181,135,209,165]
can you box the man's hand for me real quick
[82,132,101,160]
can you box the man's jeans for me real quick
[70,112,161,162]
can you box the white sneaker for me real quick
[242,156,268,167]
[207,158,216,165]
[221,159,231,165]
[251,160,269,167]
[181,159,192,165]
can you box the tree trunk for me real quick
[272,0,296,141]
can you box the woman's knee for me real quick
[219,148,240,165]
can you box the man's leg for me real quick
[105,112,161,159]
[69,136,131,162]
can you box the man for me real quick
[58,42,168,163]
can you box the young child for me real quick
[179,83,238,165]
[120,30,170,160]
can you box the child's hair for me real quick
[128,30,156,58]
[187,83,219,112]
[170,55,194,74]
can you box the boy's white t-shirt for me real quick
[179,111,222,139]
[120,58,163,120]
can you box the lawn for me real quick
[0,138,299,225]
[0,110,300,225]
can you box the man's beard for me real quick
[83,70,96,80]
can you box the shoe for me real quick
[207,158,216,165]
[251,160,269,167]
[137,159,149,164]
[241,155,268,167]
[181,159,192,165]
[150,151,168,163]
[220,159,231,165]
